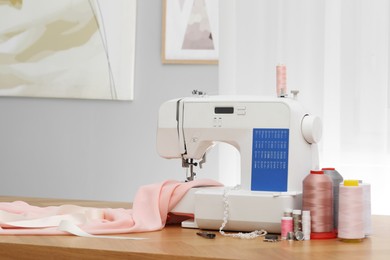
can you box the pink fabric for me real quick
[0,179,222,235]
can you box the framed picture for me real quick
[0,0,136,101]
[162,0,219,64]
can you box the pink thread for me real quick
[276,64,287,97]
[302,170,333,234]
[361,182,372,236]
[281,216,293,240]
[338,184,365,240]
[302,210,311,240]
[322,167,343,231]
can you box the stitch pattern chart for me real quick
[251,128,289,191]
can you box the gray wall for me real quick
[0,0,218,202]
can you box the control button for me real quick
[236,106,246,115]
[213,117,222,127]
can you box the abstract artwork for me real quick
[0,0,136,100]
[162,0,218,64]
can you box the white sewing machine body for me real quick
[157,95,321,233]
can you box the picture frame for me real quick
[161,0,219,64]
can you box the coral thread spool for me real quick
[338,180,365,242]
[322,168,343,231]
[302,170,335,239]
[281,217,293,240]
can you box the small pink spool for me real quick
[281,216,293,240]
[276,64,287,97]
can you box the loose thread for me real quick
[219,186,267,239]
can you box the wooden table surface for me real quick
[0,196,389,260]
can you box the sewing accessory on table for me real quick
[196,231,216,239]
[287,231,295,241]
[293,209,302,233]
[338,180,365,242]
[360,181,372,236]
[263,234,279,242]
[218,186,267,239]
[322,167,343,230]
[283,208,293,217]
[302,210,311,240]
[302,170,336,239]
[281,216,293,240]
[294,231,305,241]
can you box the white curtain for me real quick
[219,0,390,215]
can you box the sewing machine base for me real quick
[172,187,302,233]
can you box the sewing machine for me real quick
[157,95,322,233]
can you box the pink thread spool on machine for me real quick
[276,64,287,97]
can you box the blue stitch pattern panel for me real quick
[251,128,289,191]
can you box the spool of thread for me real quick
[322,168,343,230]
[302,210,311,240]
[360,182,372,236]
[276,64,287,97]
[293,209,302,233]
[281,216,293,240]
[302,170,335,239]
[284,208,293,217]
[338,180,365,242]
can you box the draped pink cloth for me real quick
[0,179,222,235]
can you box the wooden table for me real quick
[0,196,389,260]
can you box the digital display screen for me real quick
[214,107,234,114]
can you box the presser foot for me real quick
[182,155,206,182]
